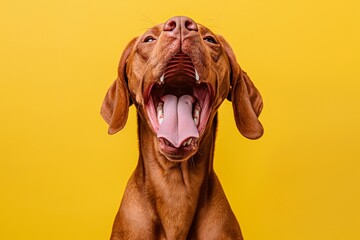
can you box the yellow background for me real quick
[1,0,359,239]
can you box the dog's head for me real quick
[101,16,263,161]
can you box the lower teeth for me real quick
[182,138,193,147]
[157,102,164,124]
[156,100,201,126]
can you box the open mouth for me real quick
[145,52,212,158]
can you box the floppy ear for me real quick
[100,38,137,134]
[219,36,264,139]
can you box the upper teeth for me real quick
[160,74,165,84]
[158,69,199,84]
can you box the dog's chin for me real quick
[158,138,198,162]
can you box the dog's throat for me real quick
[157,94,199,147]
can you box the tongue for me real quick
[157,94,199,147]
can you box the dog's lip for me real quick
[158,137,198,161]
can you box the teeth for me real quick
[182,138,193,147]
[157,102,164,124]
[193,103,201,126]
[160,74,165,84]
[195,69,199,82]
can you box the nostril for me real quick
[163,16,198,33]
[164,20,177,31]
[185,19,198,31]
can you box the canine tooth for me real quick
[160,74,165,83]
[183,138,193,147]
[195,69,199,82]
[157,102,164,124]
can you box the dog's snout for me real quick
[163,16,198,36]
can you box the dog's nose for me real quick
[163,16,198,35]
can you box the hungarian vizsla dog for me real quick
[101,16,263,240]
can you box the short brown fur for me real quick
[101,16,263,240]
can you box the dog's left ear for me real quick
[218,36,264,139]
[101,38,137,135]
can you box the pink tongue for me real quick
[157,94,199,147]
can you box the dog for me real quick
[101,16,263,240]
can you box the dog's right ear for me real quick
[101,38,137,134]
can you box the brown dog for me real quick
[101,16,263,240]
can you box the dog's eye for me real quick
[144,36,156,43]
[204,36,217,44]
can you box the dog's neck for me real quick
[135,113,218,238]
